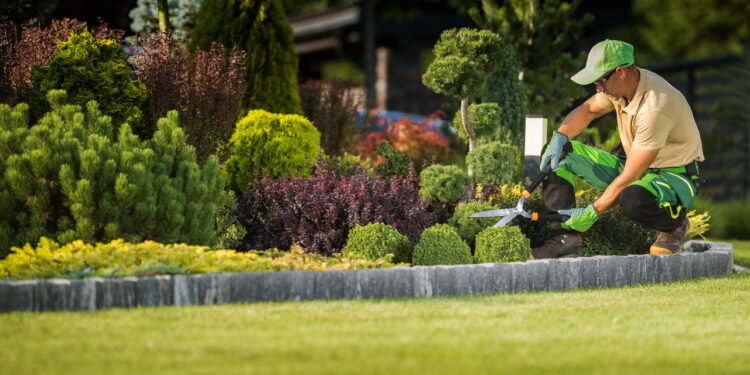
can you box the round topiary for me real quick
[30,31,147,134]
[466,141,518,185]
[343,222,410,263]
[474,226,531,263]
[412,224,472,266]
[448,201,499,248]
[224,109,320,192]
[419,164,469,203]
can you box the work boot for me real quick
[531,231,583,259]
[650,216,690,255]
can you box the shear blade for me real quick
[470,208,518,218]
[493,213,518,227]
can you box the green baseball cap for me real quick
[571,39,634,85]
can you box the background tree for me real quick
[130,0,204,39]
[190,0,302,115]
[0,0,59,24]
[469,0,593,120]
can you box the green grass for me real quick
[1,240,749,375]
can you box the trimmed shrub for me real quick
[190,0,302,114]
[0,90,225,256]
[299,79,362,156]
[448,201,499,249]
[412,224,473,266]
[452,103,512,144]
[474,226,531,263]
[0,238,401,280]
[344,223,410,263]
[419,164,469,203]
[237,163,435,256]
[224,109,321,192]
[467,142,519,185]
[30,31,147,134]
[129,31,246,162]
[373,141,413,180]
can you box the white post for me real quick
[524,115,548,178]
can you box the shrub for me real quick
[687,210,710,240]
[419,164,469,203]
[452,103,512,144]
[412,224,473,266]
[372,141,413,180]
[0,90,225,256]
[30,31,147,134]
[474,226,531,263]
[299,79,362,156]
[343,223,410,263]
[466,142,519,185]
[358,111,453,170]
[313,152,373,178]
[700,199,750,240]
[0,238,402,280]
[224,109,321,192]
[129,0,203,40]
[191,0,302,114]
[576,189,657,256]
[236,164,435,256]
[129,31,246,162]
[0,18,124,105]
[448,201,499,249]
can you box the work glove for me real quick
[540,130,568,171]
[558,204,603,232]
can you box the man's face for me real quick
[594,69,621,100]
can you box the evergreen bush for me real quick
[224,109,321,193]
[0,90,225,256]
[190,0,302,114]
[419,164,469,203]
[30,31,147,134]
[452,103,512,145]
[343,223,410,263]
[466,142,518,185]
[448,201,499,249]
[412,224,473,266]
[474,226,531,263]
[129,0,203,39]
[0,238,401,280]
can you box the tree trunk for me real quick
[461,96,476,176]
[158,0,170,32]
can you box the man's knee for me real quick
[619,185,653,219]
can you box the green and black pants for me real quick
[543,141,700,232]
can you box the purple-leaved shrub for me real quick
[236,160,436,256]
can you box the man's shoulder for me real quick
[639,69,688,111]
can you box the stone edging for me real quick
[0,241,733,313]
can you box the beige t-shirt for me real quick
[594,68,705,168]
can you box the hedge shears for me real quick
[470,169,569,227]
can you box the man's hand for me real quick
[540,131,569,171]
[558,204,603,232]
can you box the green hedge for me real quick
[474,226,531,263]
[412,224,473,266]
[344,223,410,263]
[419,164,469,203]
[448,201,498,249]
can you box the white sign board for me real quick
[524,115,548,156]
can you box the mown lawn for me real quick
[1,240,748,375]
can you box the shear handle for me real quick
[522,167,551,199]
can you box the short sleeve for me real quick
[594,92,615,111]
[633,111,674,150]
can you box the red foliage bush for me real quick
[0,18,123,104]
[235,160,436,256]
[358,110,452,168]
[129,31,247,161]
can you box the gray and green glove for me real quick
[558,204,603,232]
[540,130,569,171]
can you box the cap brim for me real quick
[570,68,602,85]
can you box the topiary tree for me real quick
[223,109,321,193]
[412,224,473,266]
[30,31,147,135]
[419,164,469,203]
[422,28,524,176]
[190,0,302,115]
[452,102,512,145]
[343,222,410,263]
[0,90,226,256]
[474,226,531,263]
[466,142,519,185]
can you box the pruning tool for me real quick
[470,168,569,227]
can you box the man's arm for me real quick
[558,94,612,139]
[593,146,659,214]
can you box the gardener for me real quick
[532,39,704,259]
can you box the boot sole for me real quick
[649,246,681,255]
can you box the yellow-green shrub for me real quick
[0,238,401,280]
[419,164,469,203]
[474,226,530,263]
[412,224,472,266]
[448,201,498,248]
[343,223,410,263]
[224,109,320,192]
